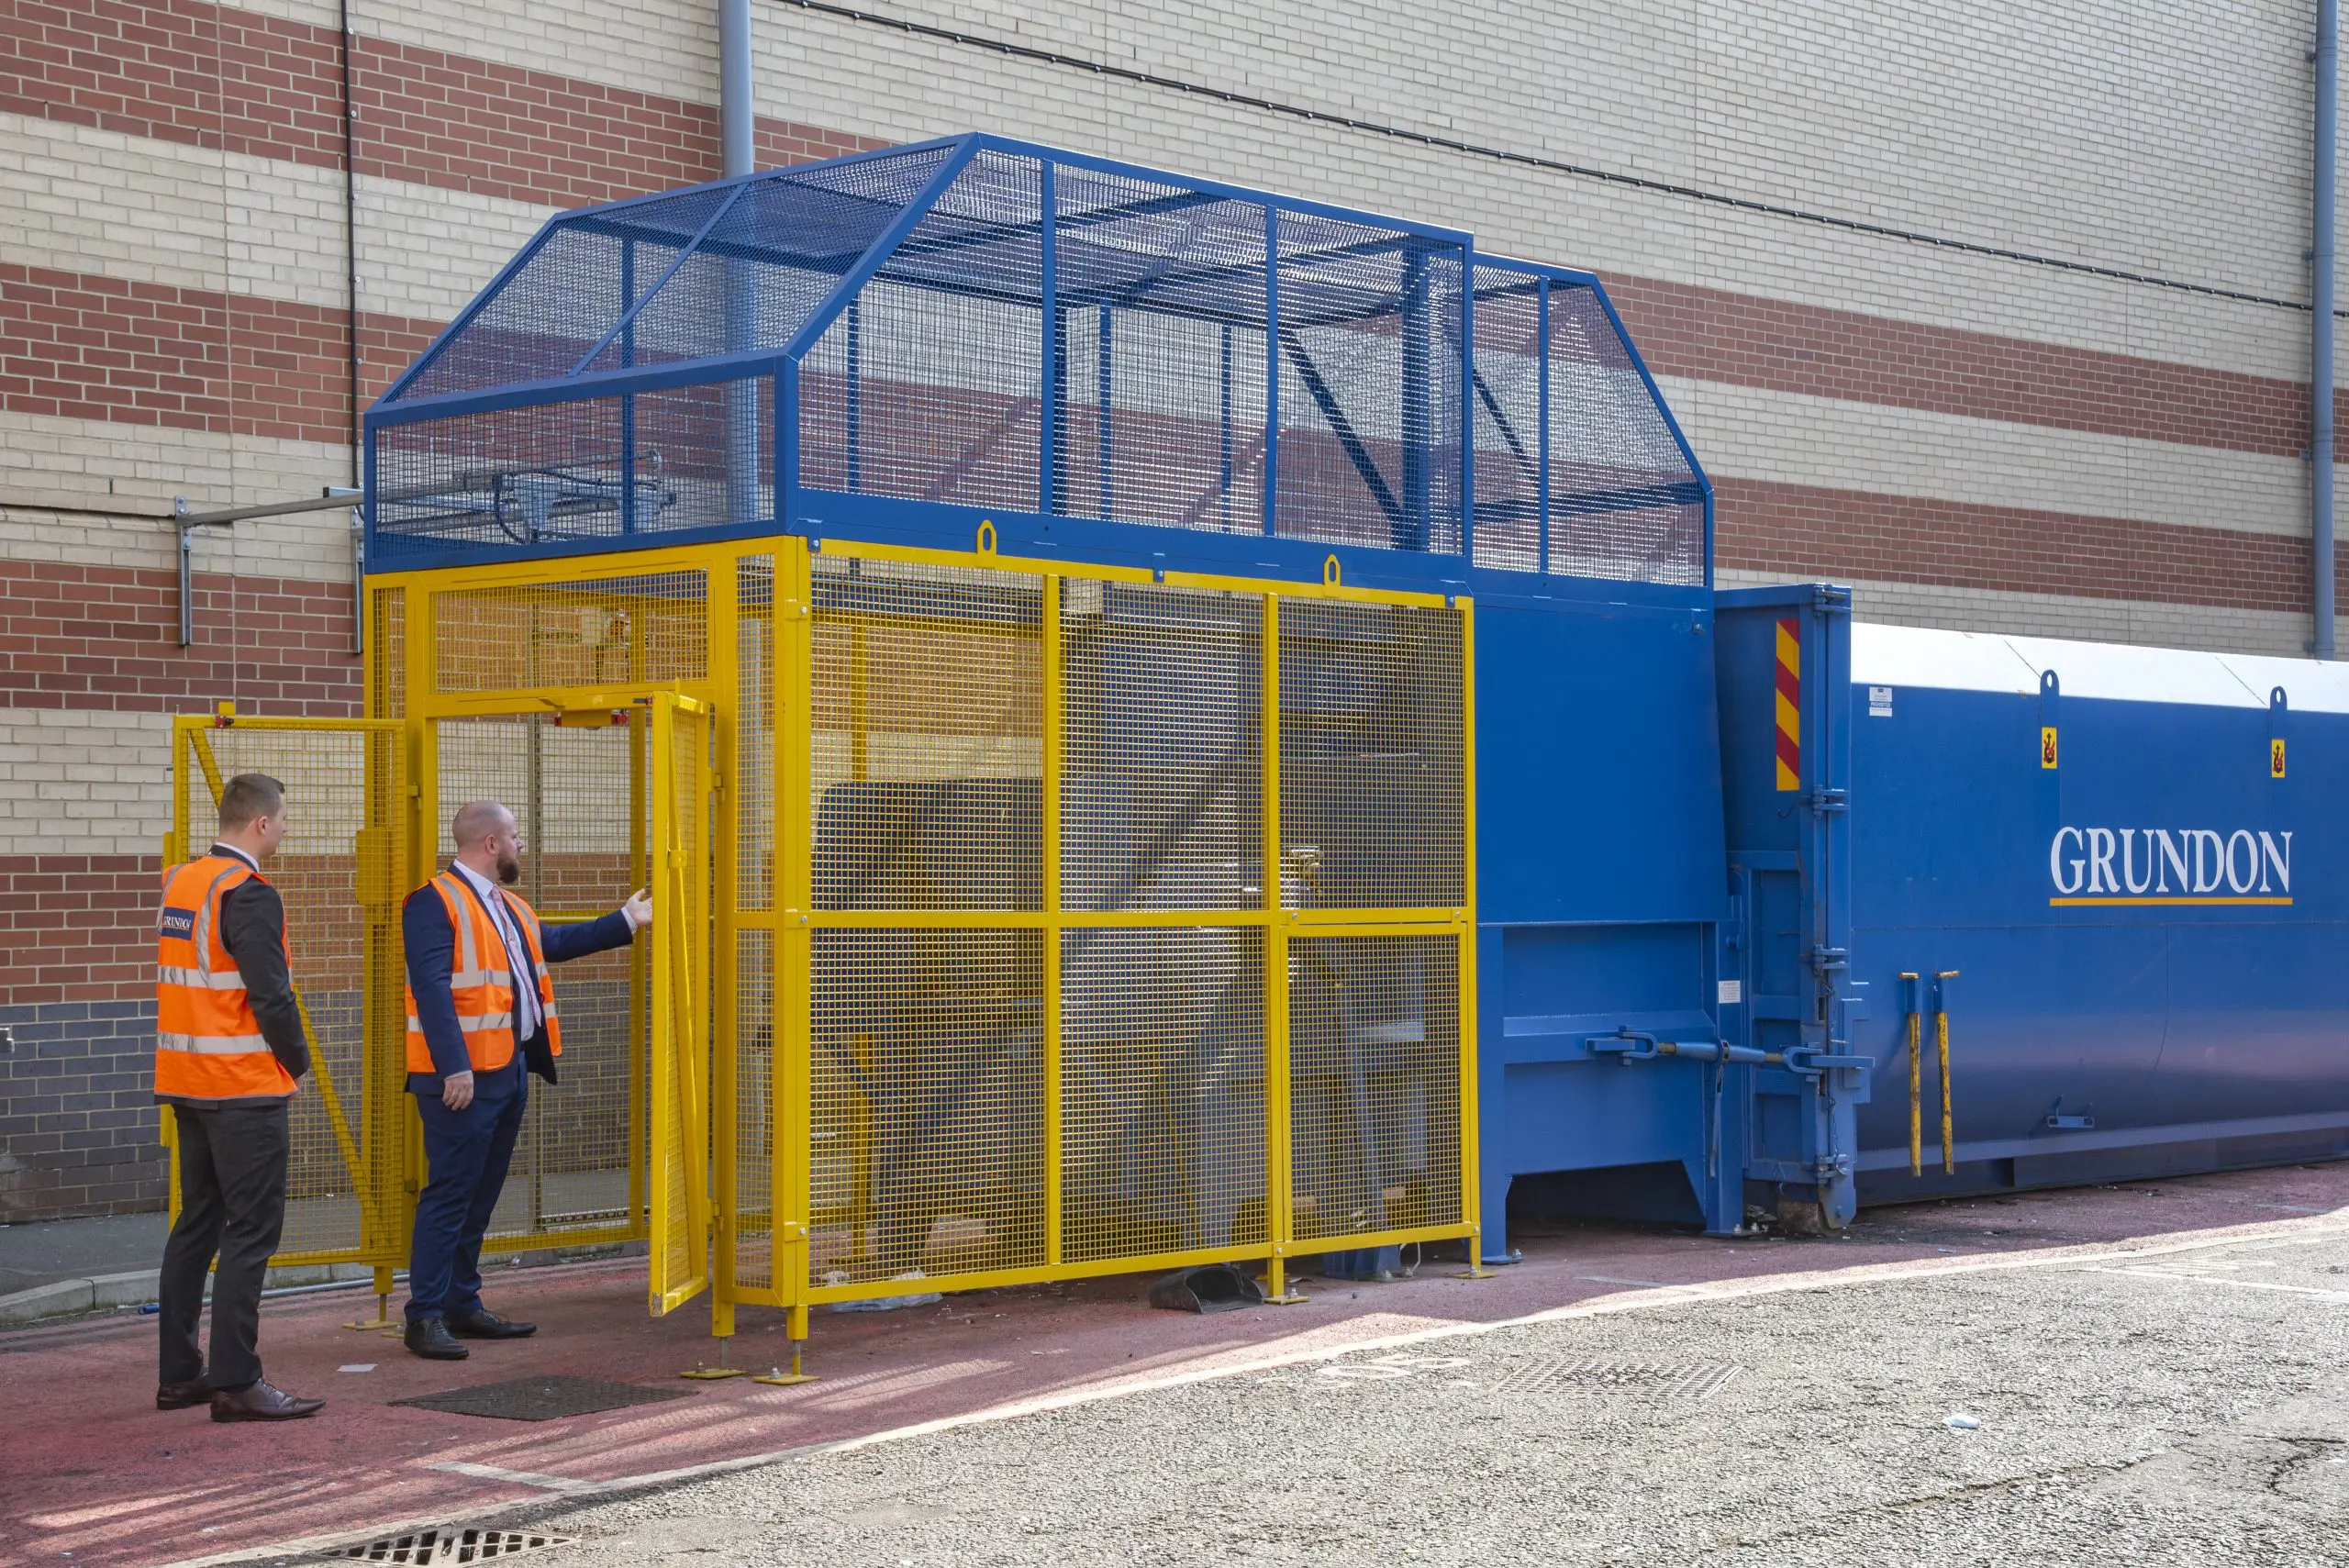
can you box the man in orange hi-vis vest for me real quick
[153,772,325,1422]
[399,799,651,1361]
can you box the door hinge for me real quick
[1806,788,1848,814]
[1812,585,1851,616]
[1808,945,1849,973]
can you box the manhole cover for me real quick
[391,1374,690,1422]
[326,1529,571,1564]
[1491,1358,1741,1399]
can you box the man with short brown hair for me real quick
[153,772,324,1421]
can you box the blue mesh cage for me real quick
[366,135,1709,589]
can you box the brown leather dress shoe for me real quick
[156,1379,210,1410]
[209,1379,324,1422]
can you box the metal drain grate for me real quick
[1491,1358,1741,1400]
[326,1529,571,1564]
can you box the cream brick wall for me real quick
[1668,378,2319,538]
[0,708,176,859]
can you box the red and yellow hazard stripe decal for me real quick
[1774,617,1800,791]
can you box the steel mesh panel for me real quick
[1546,283,1704,586]
[397,187,734,402]
[372,587,406,718]
[1062,580,1261,911]
[433,571,707,695]
[1469,270,1542,572]
[1052,165,1271,532]
[437,715,644,1245]
[808,929,1046,1285]
[801,151,1045,512]
[809,556,1043,912]
[1275,219,1464,554]
[374,398,639,554]
[1278,599,1464,909]
[626,378,774,534]
[579,146,957,377]
[1288,933,1462,1242]
[1061,926,1265,1263]
[175,727,393,1263]
[736,557,775,909]
[732,929,774,1291]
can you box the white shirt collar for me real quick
[450,858,505,902]
[209,841,260,873]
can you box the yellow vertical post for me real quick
[161,724,190,1222]
[627,623,650,1236]
[1453,597,1486,1277]
[776,538,818,1375]
[1040,574,1063,1271]
[401,587,440,1273]
[1936,971,1959,1175]
[709,563,740,1344]
[1261,593,1300,1304]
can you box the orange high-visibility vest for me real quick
[403,872,562,1075]
[154,855,296,1102]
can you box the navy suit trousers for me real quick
[406,1059,527,1324]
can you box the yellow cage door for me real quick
[164,715,407,1272]
[647,693,717,1315]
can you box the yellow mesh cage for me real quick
[299,534,1475,1325]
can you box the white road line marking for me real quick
[427,1462,603,1494]
[162,1209,2349,1568]
[2082,1266,2349,1303]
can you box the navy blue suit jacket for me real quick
[404,872,635,1092]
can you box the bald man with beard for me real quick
[398,800,651,1361]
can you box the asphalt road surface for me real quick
[515,1214,2349,1566]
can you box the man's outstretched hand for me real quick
[623,888,653,931]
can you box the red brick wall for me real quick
[0,560,362,713]
[1,855,161,1006]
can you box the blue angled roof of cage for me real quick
[365,133,1710,589]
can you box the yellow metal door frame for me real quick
[649,691,717,1315]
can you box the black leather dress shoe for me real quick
[448,1307,537,1340]
[157,1379,210,1410]
[404,1318,471,1360]
[210,1379,324,1422]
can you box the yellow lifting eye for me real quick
[975,519,997,556]
[1322,553,1341,587]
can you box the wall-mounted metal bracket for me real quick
[173,487,361,648]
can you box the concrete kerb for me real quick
[0,1241,647,1328]
[0,1262,381,1328]
[154,1205,2349,1568]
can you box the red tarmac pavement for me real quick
[7,1163,2347,1568]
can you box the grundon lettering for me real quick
[2048,827,2292,897]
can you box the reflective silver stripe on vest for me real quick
[189,861,247,976]
[158,965,247,991]
[448,968,513,991]
[403,1011,512,1036]
[156,1030,271,1055]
